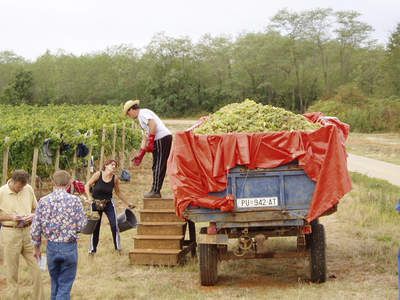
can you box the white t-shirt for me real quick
[138,108,171,140]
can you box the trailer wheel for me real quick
[310,223,326,283]
[199,243,218,286]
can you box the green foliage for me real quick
[194,99,320,134]
[0,104,142,178]
[309,86,400,132]
[384,23,400,95]
[0,69,34,104]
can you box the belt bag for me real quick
[93,199,110,211]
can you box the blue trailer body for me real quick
[185,163,316,227]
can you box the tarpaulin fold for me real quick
[167,112,352,222]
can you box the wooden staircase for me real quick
[129,197,196,266]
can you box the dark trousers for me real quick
[47,241,78,300]
[151,134,172,193]
[89,200,120,252]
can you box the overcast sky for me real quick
[1,0,399,61]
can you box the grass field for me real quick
[1,121,399,299]
[346,132,400,165]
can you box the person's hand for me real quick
[10,214,23,222]
[132,148,146,166]
[144,134,156,152]
[22,214,34,223]
[34,247,41,261]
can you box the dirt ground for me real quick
[0,120,398,299]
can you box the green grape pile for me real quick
[194,99,321,134]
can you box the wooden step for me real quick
[143,198,174,210]
[138,222,186,235]
[139,209,182,222]
[133,235,184,250]
[129,249,181,266]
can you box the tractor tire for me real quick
[199,243,218,286]
[310,223,327,283]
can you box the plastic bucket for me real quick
[117,209,137,232]
[81,219,99,235]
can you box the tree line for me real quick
[0,8,399,116]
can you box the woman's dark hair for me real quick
[102,159,118,171]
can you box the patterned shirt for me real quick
[31,189,87,247]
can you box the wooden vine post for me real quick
[112,124,117,160]
[2,137,10,185]
[99,125,106,169]
[86,144,93,182]
[120,123,126,169]
[31,147,39,188]
[54,145,61,171]
[71,147,78,180]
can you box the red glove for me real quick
[132,148,146,166]
[145,134,156,152]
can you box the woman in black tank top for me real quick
[84,159,134,254]
[91,172,115,201]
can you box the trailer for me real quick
[167,113,351,286]
[184,162,330,285]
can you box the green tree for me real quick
[384,23,400,95]
[1,69,34,104]
[334,11,373,84]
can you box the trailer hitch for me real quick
[233,228,253,257]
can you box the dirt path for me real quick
[348,153,400,186]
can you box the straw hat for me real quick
[123,99,140,115]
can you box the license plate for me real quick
[236,196,279,208]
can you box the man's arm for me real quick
[84,171,100,202]
[0,213,21,222]
[148,119,157,135]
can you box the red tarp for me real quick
[167,113,352,222]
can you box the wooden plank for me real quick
[129,251,180,266]
[134,238,182,250]
[134,235,183,240]
[137,223,185,235]
[140,210,182,222]
[143,198,175,209]
[130,249,181,254]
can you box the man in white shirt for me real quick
[124,99,172,198]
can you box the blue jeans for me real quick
[47,241,78,300]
